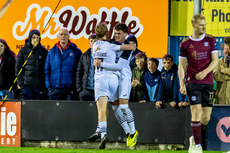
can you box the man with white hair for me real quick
[45,27,82,100]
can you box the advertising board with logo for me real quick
[0,0,168,58]
[203,0,230,37]
[0,102,21,147]
[207,106,230,151]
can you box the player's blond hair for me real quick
[95,23,108,39]
[191,14,206,24]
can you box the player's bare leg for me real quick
[96,97,109,149]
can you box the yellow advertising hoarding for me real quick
[203,0,230,37]
[170,0,193,36]
[0,0,168,58]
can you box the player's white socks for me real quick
[95,122,100,133]
[119,104,136,134]
[99,121,107,138]
[112,105,130,134]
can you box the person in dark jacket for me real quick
[156,54,179,108]
[45,27,82,100]
[0,39,15,99]
[140,58,161,103]
[76,33,97,101]
[126,34,144,70]
[130,52,147,102]
[15,29,48,100]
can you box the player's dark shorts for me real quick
[186,83,214,107]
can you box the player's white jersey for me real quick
[119,52,132,79]
[92,40,121,79]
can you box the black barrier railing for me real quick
[20,101,192,147]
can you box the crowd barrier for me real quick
[1,101,230,151]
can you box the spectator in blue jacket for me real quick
[156,54,179,108]
[140,58,161,103]
[45,27,82,100]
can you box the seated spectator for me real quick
[0,39,15,99]
[214,36,230,104]
[15,29,48,100]
[140,58,161,103]
[126,34,144,70]
[45,27,82,100]
[156,54,179,108]
[76,33,97,101]
[130,52,147,102]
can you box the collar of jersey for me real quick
[189,33,205,41]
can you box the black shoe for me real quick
[88,132,101,142]
[99,135,108,149]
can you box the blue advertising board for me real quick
[207,105,230,151]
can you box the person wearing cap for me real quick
[91,23,139,147]
[126,34,144,70]
[15,29,48,100]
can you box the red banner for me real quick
[0,102,21,147]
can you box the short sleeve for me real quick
[179,41,187,59]
[210,37,218,53]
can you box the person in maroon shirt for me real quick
[178,14,218,153]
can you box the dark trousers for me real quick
[22,86,40,100]
[79,88,95,101]
[48,88,71,100]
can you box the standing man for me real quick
[178,14,218,153]
[45,27,82,100]
[214,36,230,105]
[91,23,138,147]
[16,29,48,100]
[92,23,134,149]
[111,24,138,147]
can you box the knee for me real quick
[201,116,211,125]
[119,104,128,110]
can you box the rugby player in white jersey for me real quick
[92,23,138,147]
[92,23,135,149]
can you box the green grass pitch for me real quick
[0,147,227,153]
